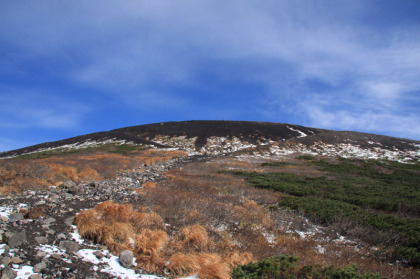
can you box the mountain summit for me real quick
[1,120,419,161]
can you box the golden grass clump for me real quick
[130,211,165,231]
[224,251,253,268]
[178,224,210,252]
[167,252,239,279]
[94,200,133,223]
[142,181,156,189]
[166,253,201,276]
[134,229,168,273]
[101,222,134,246]
[74,209,105,242]
[134,229,168,256]
[197,254,231,279]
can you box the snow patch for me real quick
[286,126,307,138]
[12,265,37,279]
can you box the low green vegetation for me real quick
[225,157,420,266]
[16,143,149,159]
[232,255,383,279]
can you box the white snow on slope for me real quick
[268,142,420,162]
[1,139,137,159]
[286,126,307,138]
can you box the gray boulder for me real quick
[8,213,23,223]
[33,262,47,273]
[7,232,27,248]
[58,241,79,253]
[1,266,17,279]
[119,250,134,268]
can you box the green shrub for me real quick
[232,255,383,279]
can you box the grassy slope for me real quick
[226,157,420,267]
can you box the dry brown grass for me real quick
[142,181,156,189]
[21,207,46,219]
[177,224,211,252]
[134,229,168,272]
[167,253,201,276]
[224,251,254,268]
[74,209,106,242]
[75,200,254,277]
[0,148,188,196]
[197,254,231,279]
[73,156,418,278]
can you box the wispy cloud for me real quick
[0,89,90,130]
[0,0,419,145]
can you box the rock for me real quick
[49,194,60,199]
[45,230,55,235]
[57,233,66,240]
[93,251,103,259]
[8,213,23,223]
[35,236,48,244]
[1,266,17,279]
[7,191,17,198]
[0,216,8,222]
[42,218,56,226]
[7,232,27,248]
[0,257,11,265]
[29,275,42,279]
[59,241,79,253]
[119,250,134,268]
[51,254,61,260]
[60,180,76,189]
[64,217,74,226]
[10,257,22,264]
[36,251,47,258]
[33,262,47,273]
[68,185,83,195]
[0,245,10,255]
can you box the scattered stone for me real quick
[0,216,8,222]
[57,233,66,240]
[35,236,48,244]
[7,232,27,248]
[118,250,134,268]
[7,191,17,198]
[8,213,23,223]
[29,274,42,279]
[33,262,47,273]
[93,251,103,259]
[46,230,55,235]
[0,245,10,255]
[42,218,56,226]
[10,257,23,264]
[1,256,11,265]
[1,266,17,279]
[60,180,76,189]
[64,217,74,226]
[36,251,47,258]
[59,241,79,253]
[51,254,61,260]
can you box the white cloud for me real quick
[0,89,90,130]
[0,1,419,139]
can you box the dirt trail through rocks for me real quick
[0,155,210,279]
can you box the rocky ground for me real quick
[0,155,210,279]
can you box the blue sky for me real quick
[1,1,420,151]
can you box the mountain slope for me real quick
[1,120,420,278]
[1,120,419,162]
